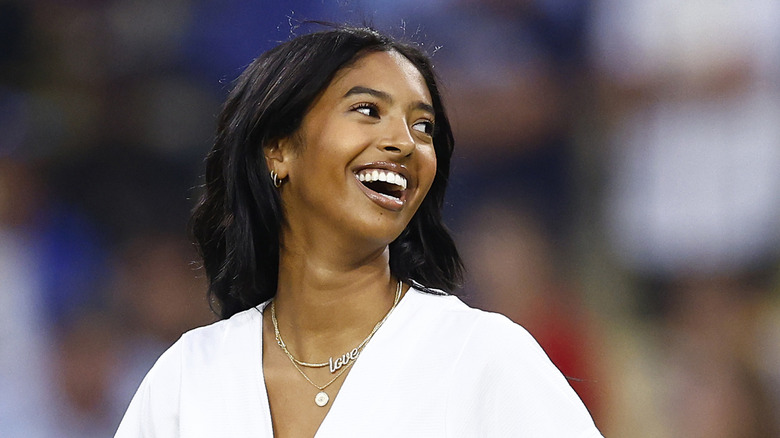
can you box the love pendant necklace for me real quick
[270,281,402,407]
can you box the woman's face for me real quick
[271,50,437,249]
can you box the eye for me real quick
[351,102,379,118]
[412,120,435,136]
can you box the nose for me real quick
[377,117,416,156]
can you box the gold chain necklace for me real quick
[270,281,402,407]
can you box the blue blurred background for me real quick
[2,1,780,436]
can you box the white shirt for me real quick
[116,287,602,437]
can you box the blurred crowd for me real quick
[2,0,779,436]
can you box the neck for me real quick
[271,238,400,362]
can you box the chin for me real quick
[351,220,408,249]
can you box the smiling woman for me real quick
[115,26,603,438]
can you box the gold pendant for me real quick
[315,391,329,407]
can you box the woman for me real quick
[116,26,602,437]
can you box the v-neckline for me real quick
[255,301,276,437]
[257,288,415,437]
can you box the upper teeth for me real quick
[357,169,407,190]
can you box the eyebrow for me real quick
[343,86,435,115]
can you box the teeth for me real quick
[357,169,407,190]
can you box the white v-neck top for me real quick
[115,287,603,437]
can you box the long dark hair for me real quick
[190,26,463,319]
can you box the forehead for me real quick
[325,50,433,104]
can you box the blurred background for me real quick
[2,0,780,436]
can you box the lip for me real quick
[352,161,411,212]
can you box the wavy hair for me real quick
[190,26,463,319]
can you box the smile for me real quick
[354,166,409,211]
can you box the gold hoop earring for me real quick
[270,170,283,188]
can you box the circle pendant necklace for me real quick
[270,280,402,407]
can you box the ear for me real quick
[263,136,296,179]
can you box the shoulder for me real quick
[115,306,265,437]
[403,286,479,322]
[175,306,262,362]
[405,287,536,348]
[401,288,562,382]
[133,306,263,378]
[405,289,602,437]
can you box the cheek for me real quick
[417,147,438,195]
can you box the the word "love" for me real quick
[329,348,360,373]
